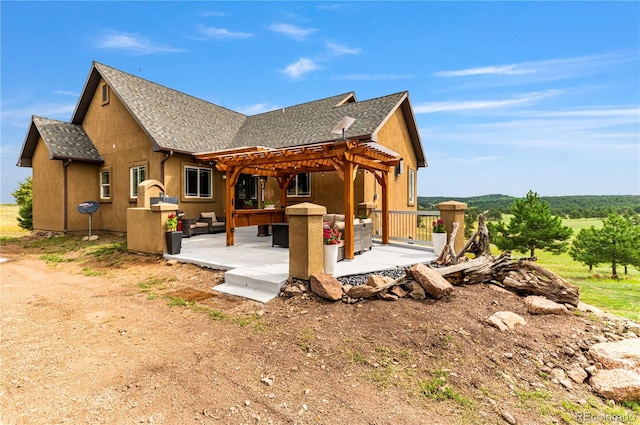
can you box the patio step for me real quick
[214,265,289,303]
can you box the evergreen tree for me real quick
[570,214,640,276]
[488,190,573,257]
[11,177,33,231]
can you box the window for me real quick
[130,165,146,198]
[100,170,111,200]
[408,168,415,205]
[184,166,212,198]
[287,173,311,197]
[101,83,109,105]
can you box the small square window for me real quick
[100,170,111,200]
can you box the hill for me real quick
[418,194,640,218]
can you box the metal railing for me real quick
[371,210,440,246]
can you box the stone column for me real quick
[437,201,468,252]
[286,202,327,280]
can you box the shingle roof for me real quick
[74,62,247,153]
[229,92,407,149]
[17,116,103,167]
[20,62,424,167]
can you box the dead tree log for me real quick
[434,222,459,265]
[502,261,580,306]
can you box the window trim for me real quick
[184,165,213,199]
[287,173,311,197]
[99,167,112,201]
[408,168,415,206]
[129,164,147,199]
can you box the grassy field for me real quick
[0,204,29,237]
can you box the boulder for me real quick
[589,339,640,371]
[390,286,407,298]
[408,263,453,299]
[524,296,568,315]
[551,368,573,390]
[590,369,640,402]
[310,273,343,301]
[566,363,588,384]
[487,311,527,332]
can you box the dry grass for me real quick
[0,204,30,238]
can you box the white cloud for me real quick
[95,31,183,54]
[336,74,414,81]
[199,10,226,17]
[414,91,558,114]
[197,25,252,39]
[53,90,79,97]
[1,102,76,123]
[326,42,361,55]
[236,103,282,115]
[282,58,321,79]
[269,23,316,41]
[434,64,533,77]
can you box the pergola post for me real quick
[225,168,243,246]
[343,160,355,259]
[381,171,390,244]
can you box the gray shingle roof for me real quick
[76,63,247,153]
[17,117,103,166]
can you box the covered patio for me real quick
[165,226,435,302]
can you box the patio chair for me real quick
[182,212,226,237]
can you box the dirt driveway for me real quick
[1,239,637,424]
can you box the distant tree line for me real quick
[418,194,640,220]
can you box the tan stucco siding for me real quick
[66,162,101,232]
[374,108,418,211]
[32,138,64,232]
[82,78,164,232]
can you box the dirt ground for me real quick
[1,236,638,425]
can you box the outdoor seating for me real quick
[182,212,225,237]
[272,223,289,247]
[323,214,373,259]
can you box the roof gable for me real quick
[72,62,247,154]
[18,116,103,167]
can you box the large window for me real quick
[287,173,311,197]
[100,169,111,200]
[408,168,415,205]
[130,165,146,198]
[184,166,212,198]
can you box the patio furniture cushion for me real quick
[200,211,217,221]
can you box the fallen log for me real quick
[502,261,580,306]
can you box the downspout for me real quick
[160,151,174,185]
[63,159,72,234]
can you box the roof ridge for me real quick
[248,92,356,118]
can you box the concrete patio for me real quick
[165,226,436,303]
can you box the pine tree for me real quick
[488,190,573,257]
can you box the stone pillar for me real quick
[286,202,327,280]
[437,201,468,252]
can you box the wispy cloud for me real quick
[336,73,414,81]
[197,25,252,39]
[53,90,79,97]
[269,23,316,41]
[326,42,361,55]
[282,58,321,79]
[199,10,226,17]
[414,91,559,114]
[433,51,639,87]
[236,103,282,115]
[317,4,346,11]
[95,31,183,54]
[1,102,76,124]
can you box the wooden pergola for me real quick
[195,140,401,259]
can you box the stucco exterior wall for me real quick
[32,138,64,232]
[81,78,165,232]
[67,162,100,232]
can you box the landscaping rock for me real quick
[378,292,398,301]
[390,286,407,298]
[589,339,640,371]
[405,281,426,300]
[590,369,640,402]
[551,368,573,390]
[524,296,568,315]
[310,273,343,301]
[408,263,453,299]
[487,311,527,332]
[566,363,588,384]
[346,284,377,299]
[366,275,392,288]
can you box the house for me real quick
[17,62,426,257]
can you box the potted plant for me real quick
[322,227,342,275]
[432,218,447,256]
[244,200,254,209]
[165,212,182,255]
[263,200,275,210]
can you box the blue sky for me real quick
[1,1,639,204]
